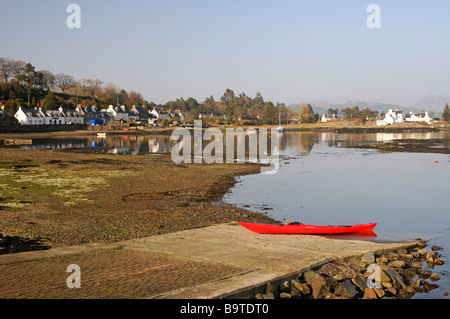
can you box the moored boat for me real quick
[238,221,377,235]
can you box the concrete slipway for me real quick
[0,222,417,299]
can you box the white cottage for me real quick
[404,111,433,125]
[59,106,84,124]
[105,105,129,122]
[14,107,45,125]
[40,108,66,125]
[376,109,404,126]
[321,113,337,122]
[151,109,170,120]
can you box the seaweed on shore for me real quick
[0,232,50,255]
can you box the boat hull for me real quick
[238,222,377,235]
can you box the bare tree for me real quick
[0,57,14,82]
[0,58,27,82]
[87,78,103,98]
[102,83,120,105]
[76,78,91,97]
[54,73,76,93]
[10,60,26,78]
[37,70,56,92]
[126,91,144,107]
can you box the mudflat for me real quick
[0,146,276,252]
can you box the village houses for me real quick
[12,104,184,126]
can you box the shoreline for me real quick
[0,122,448,139]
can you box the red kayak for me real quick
[238,222,377,235]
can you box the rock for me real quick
[265,281,279,298]
[410,279,422,292]
[444,292,449,296]
[383,267,407,289]
[335,263,358,278]
[290,287,303,299]
[334,280,358,299]
[303,270,327,299]
[291,279,310,295]
[374,288,385,298]
[431,245,443,251]
[397,249,408,255]
[422,281,439,293]
[280,292,292,299]
[351,274,368,292]
[434,258,445,265]
[361,251,375,264]
[254,293,264,299]
[411,261,422,269]
[430,273,441,282]
[261,293,275,299]
[324,292,344,299]
[387,252,400,259]
[279,281,290,293]
[363,288,378,299]
[377,256,389,263]
[379,269,392,284]
[411,251,421,259]
[389,260,406,268]
[398,287,416,298]
[426,251,437,263]
[417,248,427,256]
[418,269,433,279]
[386,286,397,295]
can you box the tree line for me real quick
[0,57,295,125]
[0,57,146,115]
[4,56,447,124]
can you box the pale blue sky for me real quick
[1,0,449,106]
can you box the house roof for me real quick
[20,108,42,117]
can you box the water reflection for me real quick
[23,135,173,155]
[22,131,449,156]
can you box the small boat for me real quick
[238,222,377,235]
[97,133,107,137]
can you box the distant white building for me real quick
[15,107,66,125]
[151,109,170,120]
[14,107,45,125]
[376,109,404,126]
[59,107,84,124]
[321,113,337,122]
[105,105,129,122]
[40,108,66,125]
[404,111,433,125]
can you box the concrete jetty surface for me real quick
[0,223,417,299]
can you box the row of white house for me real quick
[376,109,434,126]
[13,105,183,125]
[320,108,434,125]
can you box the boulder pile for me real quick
[254,243,446,299]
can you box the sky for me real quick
[1,0,449,107]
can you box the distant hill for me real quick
[413,95,450,113]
